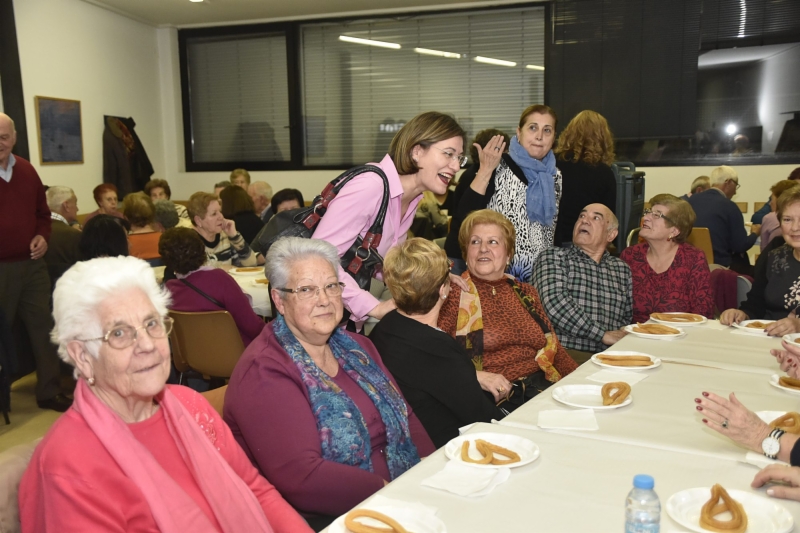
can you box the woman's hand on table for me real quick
[752,464,800,501]
[476,371,512,403]
[766,317,800,337]
[368,299,397,320]
[771,340,800,379]
[695,391,771,453]
[720,309,748,326]
[469,135,506,195]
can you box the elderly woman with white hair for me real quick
[224,237,434,527]
[19,256,311,533]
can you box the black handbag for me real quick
[251,165,390,292]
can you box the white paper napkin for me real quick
[421,460,511,497]
[537,408,599,430]
[586,370,649,385]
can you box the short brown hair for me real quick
[220,185,255,217]
[144,179,171,199]
[159,228,207,275]
[384,238,450,315]
[771,180,797,199]
[187,192,219,225]
[777,186,800,219]
[554,110,615,166]
[230,168,251,185]
[458,209,516,261]
[518,104,558,131]
[122,192,155,228]
[470,128,510,165]
[388,112,466,176]
[92,183,118,206]
[648,193,695,244]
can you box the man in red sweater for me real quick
[0,113,70,411]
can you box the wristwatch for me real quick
[762,428,785,459]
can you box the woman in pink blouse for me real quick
[311,112,471,328]
[621,194,713,323]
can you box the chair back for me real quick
[736,276,753,308]
[169,311,245,379]
[201,385,228,416]
[686,227,714,264]
[0,439,41,533]
[626,227,641,247]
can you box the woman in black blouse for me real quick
[369,238,504,448]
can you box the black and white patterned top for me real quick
[446,154,562,283]
[740,243,800,320]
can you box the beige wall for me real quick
[14,0,164,212]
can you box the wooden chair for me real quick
[168,311,245,384]
[686,227,714,264]
[200,384,227,416]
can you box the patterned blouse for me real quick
[620,242,713,323]
[740,244,800,320]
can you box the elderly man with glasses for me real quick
[687,165,761,274]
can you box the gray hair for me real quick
[265,237,340,297]
[249,181,273,200]
[690,175,710,194]
[51,256,171,366]
[607,209,619,232]
[711,165,737,186]
[153,200,179,230]
[46,186,74,212]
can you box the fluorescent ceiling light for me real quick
[339,36,401,50]
[475,56,516,67]
[189,0,203,3]
[414,48,461,59]
[526,64,545,71]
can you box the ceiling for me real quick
[698,43,798,69]
[81,0,511,28]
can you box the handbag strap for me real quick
[180,278,224,308]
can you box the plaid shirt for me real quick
[531,245,632,352]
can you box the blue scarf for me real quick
[271,315,420,478]
[509,136,557,227]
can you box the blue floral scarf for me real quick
[509,136,557,227]
[272,315,419,478]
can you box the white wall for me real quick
[13,0,163,213]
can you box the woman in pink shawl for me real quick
[19,256,310,533]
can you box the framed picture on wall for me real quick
[35,96,83,165]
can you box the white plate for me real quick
[328,505,447,533]
[666,487,793,533]
[250,279,269,288]
[623,324,686,339]
[733,319,777,336]
[443,432,539,469]
[649,312,707,326]
[551,384,632,410]
[757,411,788,424]
[591,351,661,371]
[782,333,800,348]
[229,267,264,276]
[770,374,800,396]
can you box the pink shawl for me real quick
[70,380,273,533]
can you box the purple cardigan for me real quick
[166,269,265,346]
[223,322,435,517]
[311,155,422,322]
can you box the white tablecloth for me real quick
[229,271,272,317]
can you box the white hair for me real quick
[249,181,273,200]
[51,256,172,365]
[265,238,340,297]
[711,165,737,186]
[606,210,619,232]
[46,186,74,212]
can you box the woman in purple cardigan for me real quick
[159,227,265,346]
[223,237,434,529]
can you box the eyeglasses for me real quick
[275,282,345,300]
[643,208,674,225]
[727,179,741,190]
[80,317,174,350]
[433,147,468,168]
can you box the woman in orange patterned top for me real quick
[438,209,577,411]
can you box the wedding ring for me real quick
[499,387,505,392]
[722,419,729,429]
[494,147,501,151]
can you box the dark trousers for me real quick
[0,259,61,400]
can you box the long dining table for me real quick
[324,320,800,532]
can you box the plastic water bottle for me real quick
[625,474,660,533]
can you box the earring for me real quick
[87,376,95,386]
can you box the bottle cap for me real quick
[633,474,654,489]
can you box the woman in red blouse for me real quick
[621,194,713,323]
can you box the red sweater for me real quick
[0,156,51,262]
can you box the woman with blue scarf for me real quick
[224,237,434,530]
[447,105,560,283]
